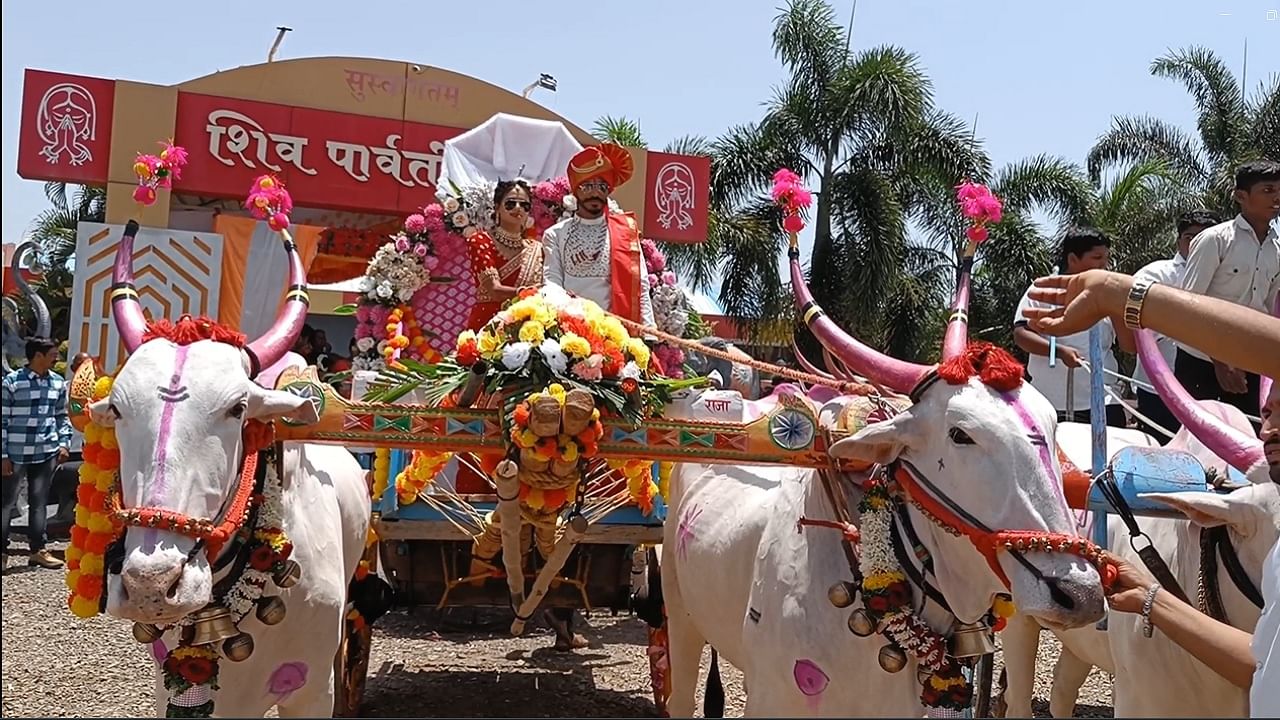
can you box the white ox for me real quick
[657,254,1108,716]
[93,222,370,717]
[1000,329,1276,718]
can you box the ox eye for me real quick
[948,427,976,445]
[228,401,247,419]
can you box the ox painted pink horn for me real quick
[1135,329,1263,472]
[940,250,975,361]
[243,232,309,378]
[788,244,932,394]
[110,220,148,353]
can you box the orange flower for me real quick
[85,532,113,555]
[75,573,103,598]
[97,448,121,470]
[70,525,89,547]
[512,403,531,428]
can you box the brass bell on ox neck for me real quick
[949,620,996,659]
[828,581,858,609]
[188,605,239,646]
[132,622,163,644]
[878,643,908,673]
[847,608,876,637]
[222,632,255,662]
[256,596,287,626]
[274,559,302,588]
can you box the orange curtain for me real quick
[214,215,322,331]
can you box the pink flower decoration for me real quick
[413,243,429,258]
[966,226,989,243]
[133,185,157,206]
[355,305,372,322]
[782,214,805,233]
[404,213,428,234]
[649,274,660,288]
[267,662,308,699]
[772,168,801,186]
[661,271,677,286]
[394,235,411,253]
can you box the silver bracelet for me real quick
[1141,582,1162,638]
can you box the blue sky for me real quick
[3,0,1277,266]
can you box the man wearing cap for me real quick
[543,142,656,331]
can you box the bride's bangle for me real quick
[1141,582,1162,638]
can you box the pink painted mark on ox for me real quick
[148,343,192,506]
[794,658,830,711]
[999,390,1071,514]
[267,662,308,701]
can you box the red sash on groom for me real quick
[607,211,644,323]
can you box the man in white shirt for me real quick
[1131,210,1219,441]
[1013,226,1133,426]
[542,142,656,331]
[1177,160,1280,429]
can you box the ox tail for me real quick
[704,648,725,718]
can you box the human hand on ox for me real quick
[1022,269,1129,336]
[1098,550,1157,614]
[1213,360,1249,394]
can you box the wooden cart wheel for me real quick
[971,652,997,718]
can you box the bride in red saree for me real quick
[465,180,543,330]
[454,180,543,494]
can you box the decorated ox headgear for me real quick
[567,142,634,194]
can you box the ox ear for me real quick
[828,410,919,465]
[1141,491,1257,534]
[88,398,116,428]
[247,385,320,425]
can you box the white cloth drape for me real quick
[438,112,584,189]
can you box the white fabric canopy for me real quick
[437,112,584,190]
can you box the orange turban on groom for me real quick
[568,142,634,193]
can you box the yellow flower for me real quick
[547,384,566,402]
[94,470,115,492]
[517,429,538,448]
[87,514,115,534]
[602,316,628,343]
[456,330,477,351]
[99,431,117,451]
[92,376,113,401]
[75,506,89,528]
[477,331,500,355]
[625,338,651,369]
[84,423,102,444]
[65,545,84,564]
[992,596,1016,619]
[508,299,535,322]
[561,440,580,463]
[518,321,545,344]
[65,569,82,592]
[560,333,591,359]
[69,595,100,619]
[862,571,907,590]
[79,552,104,576]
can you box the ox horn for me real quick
[110,220,148,353]
[1135,329,1263,473]
[788,240,931,394]
[244,230,310,378]
[940,246,976,361]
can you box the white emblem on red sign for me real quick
[654,161,696,231]
[37,83,97,166]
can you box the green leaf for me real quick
[331,303,358,316]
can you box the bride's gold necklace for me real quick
[492,226,525,250]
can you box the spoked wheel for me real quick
[971,652,997,718]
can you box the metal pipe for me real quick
[1088,325,1108,631]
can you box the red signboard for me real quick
[642,151,711,244]
[16,69,115,185]
[174,92,461,215]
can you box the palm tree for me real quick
[1088,45,1279,218]
[21,181,107,339]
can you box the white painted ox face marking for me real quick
[831,376,1105,630]
[89,339,318,624]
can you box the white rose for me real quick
[462,225,478,238]
[502,341,532,370]
[376,282,393,299]
[562,195,577,212]
[443,197,460,212]
[452,211,470,227]
[357,276,374,292]
[539,338,569,374]
[357,337,375,352]
[620,361,642,380]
